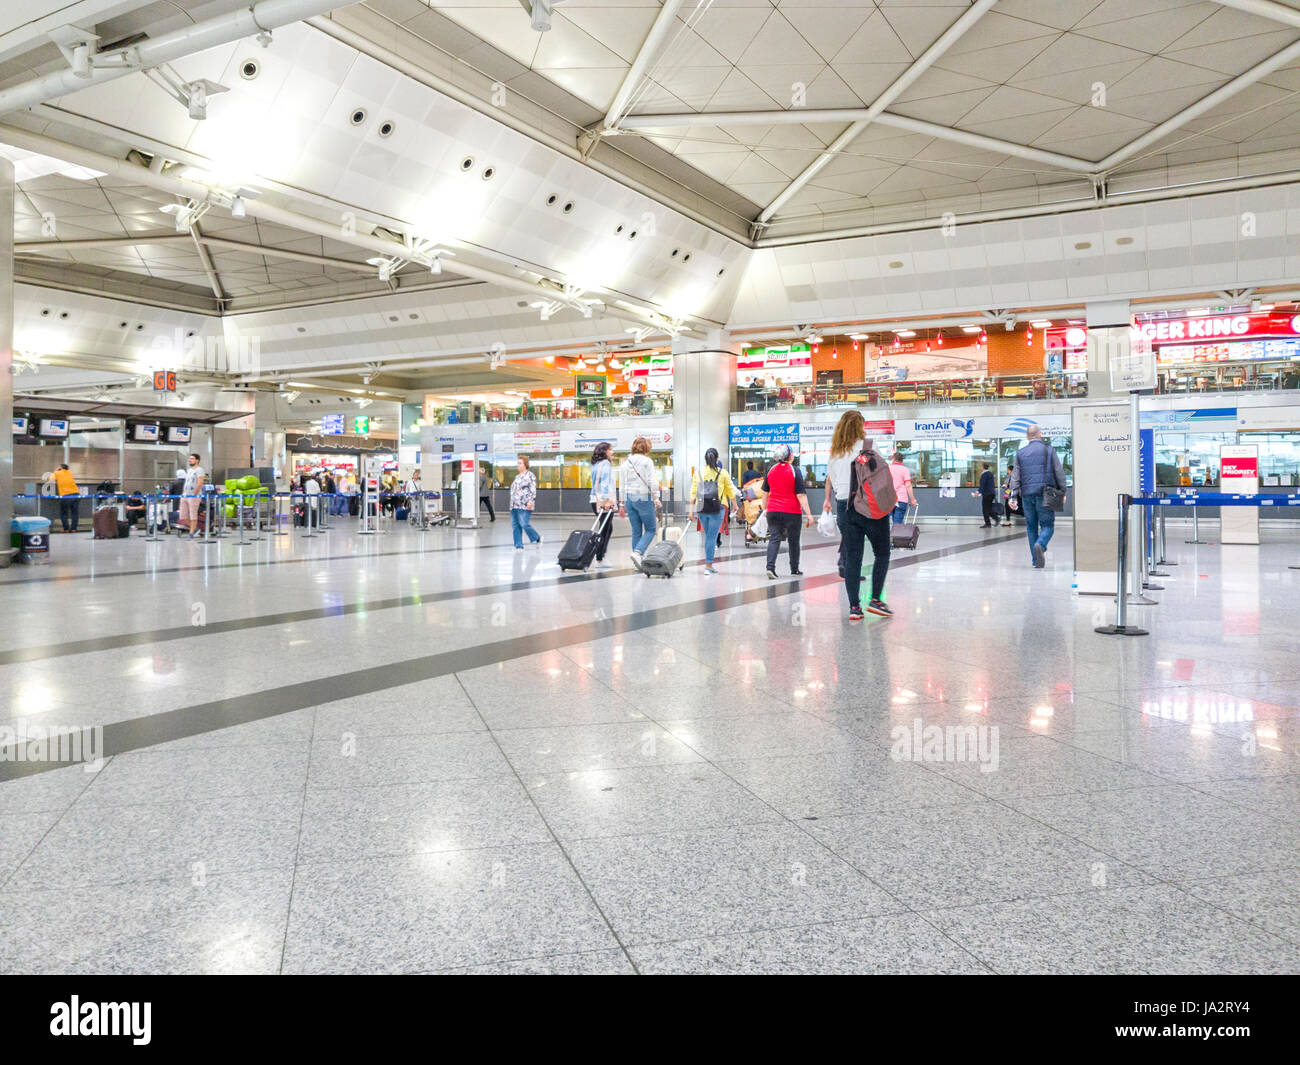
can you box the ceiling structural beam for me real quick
[1212,0,1300,30]
[753,0,999,232]
[0,0,342,115]
[600,0,689,133]
[16,232,383,273]
[873,114,1095,173]
[755,168,1300,247]
[0,124,697,332]
[188,221,227,306]
[16,232,190,251]
[1096,35,1300,174]
[615,108,1095,174]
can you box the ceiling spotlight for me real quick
[256,30,273,48]
[230,195,245,219]
[596,362,607,372]
[284,390,301,404]
[430,255,442,275]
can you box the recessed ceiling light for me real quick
[1031,320,1052,327]
[961,326,981,333]
[896,329,916,338]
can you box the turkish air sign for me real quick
[1133,312,1300,344]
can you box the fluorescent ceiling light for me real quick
[849,333,869,341]
[961,326,981,334]
[1030,320,1052,328]
[896,329,916,338]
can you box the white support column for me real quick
[671,330,738,511]
[0,158,12,564]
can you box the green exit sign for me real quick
[353,415,370,436]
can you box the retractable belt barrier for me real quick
[1096,492,1300,637]
[9,490,450,543]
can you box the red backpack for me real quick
[850,439,898,519]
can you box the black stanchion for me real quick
[1096,493,1148,637]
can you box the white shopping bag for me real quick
[817,510,838,538]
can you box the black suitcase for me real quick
[891,504,920,550]
[116,521,130,538]
[558,509,611,571]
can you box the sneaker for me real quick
[848,606,865,621]
[790,569,804,576]
[1032,544,1045,567]
[630,552,643,572]
[514,546,524,551]
[533,535,542,546]
[766,569,777,580]
[703,565,716,575]
[866,599,893,618]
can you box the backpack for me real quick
[850,442,897,519]
[698,468,721,514]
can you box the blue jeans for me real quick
[892,501,908,525]
[1021,491,1055,560]
[626,499,657,553]
[698,509,723,563]
[511,507,540,547]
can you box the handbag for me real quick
[1043,484,1066,512]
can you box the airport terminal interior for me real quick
[1,0,1299,977]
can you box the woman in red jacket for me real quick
[758,443,813,579]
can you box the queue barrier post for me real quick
[201,492,216,546]
[1186,498,1209,544]
[1146,503,1169,580]
[144,489,162,542]
[274,492,289,536]
[1096,493,1148,636]
[1156,496,1175,566]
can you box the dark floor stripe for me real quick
[0,529,842,665]
[0,533,1017,779]
[0,524,636,587]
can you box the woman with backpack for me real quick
[824,410,865,578]
[840,437,895,620]
[690,448,736,575]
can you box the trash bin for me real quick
[11,516,52,564]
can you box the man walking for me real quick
[1009,427,1066,568]
[977,463,997,528]
[889,452,917,524]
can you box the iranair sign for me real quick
[896,415,1071,439]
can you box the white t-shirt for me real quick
[826,452,855,501]
[183,465,205,496]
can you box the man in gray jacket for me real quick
[1009,426,1067,568]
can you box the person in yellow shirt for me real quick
[52,464,80,533]
[690,448,737,574]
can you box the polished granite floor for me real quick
[1,514,1297,974]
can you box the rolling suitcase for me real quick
[558,508,611,572]
[640,518,692,578]
[92,507,119,539]
[891,504,920,550]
